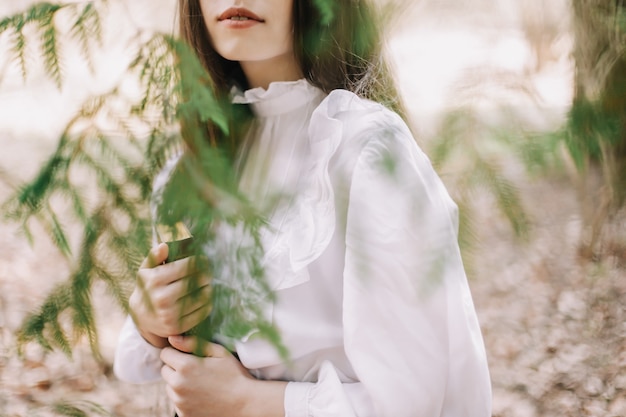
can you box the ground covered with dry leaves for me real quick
[1,156,624,417]
[473,174,626,417]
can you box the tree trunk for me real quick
[571,0,625,200]
[570,0,625,251]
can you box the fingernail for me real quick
[169,335,183,343]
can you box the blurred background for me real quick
[0,0,624,416]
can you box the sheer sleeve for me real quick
[342,123,491,416]
[285,114,491,416]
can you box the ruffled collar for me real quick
[231,79,324,117]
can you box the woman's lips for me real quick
[217,7,265,23]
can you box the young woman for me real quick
[114,0,492,416]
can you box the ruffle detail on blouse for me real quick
[231,79,323,116]
[258,88,384,292]
[256,84,388,290]
[255,92,344,291]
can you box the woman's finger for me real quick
[140,243,168,268]
[160,346,193,371]
[150,280,211,316]
[151,256,208,287]
[177,301,213,332]
[168,274,211,300]
[176,281,212,307]
[168,335,228,358]
[163,382,183,415]
[161,362,176,381]
[142,273,210,311]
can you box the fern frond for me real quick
[93,263,131,312]
[165,36,229,134]
[3,136,69,219]
[0,15,11,34]
[51,400,110,417]
[10,21,28,80]
[131,35,178,123]
[3,11,280,364]
[39,13,62,88]
[60,186,89,224]
[429,105,532,247]
[145,129,182,172]
[18,284,71,355]
[73,151,136,217]
[0,2,107,86]
[0,3,65,84]
[454,195,478,278]
[70,222,100,357]
[52,403,89,417]
[50,318,72,357]
[24,3,63,23]
[429,110,465,169]
[473,158,530,239]
[19,217,35,246]
[48,204,73,257]
[69,3,102,72]
[516,130,565,176]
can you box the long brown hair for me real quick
[177,0,404,152]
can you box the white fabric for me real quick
[114,316,163,383]
[114,79,492,416]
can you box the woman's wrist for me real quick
[137,327,170,349]
[240,378,288,417]
[127,287,167,348]
[128,294,169,348]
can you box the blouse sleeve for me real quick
[285,117,491,416]
[113,316,163,383]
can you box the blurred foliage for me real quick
[0,1,283,360]
[426,64,551,274]
[430,105,532,275]
[313,0,336,26]
[431,0,626,262]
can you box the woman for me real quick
[114,0,492,416]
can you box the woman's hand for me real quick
[129,243,212,348]
[161,336,287,417]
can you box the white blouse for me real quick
[114,80,492,416]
